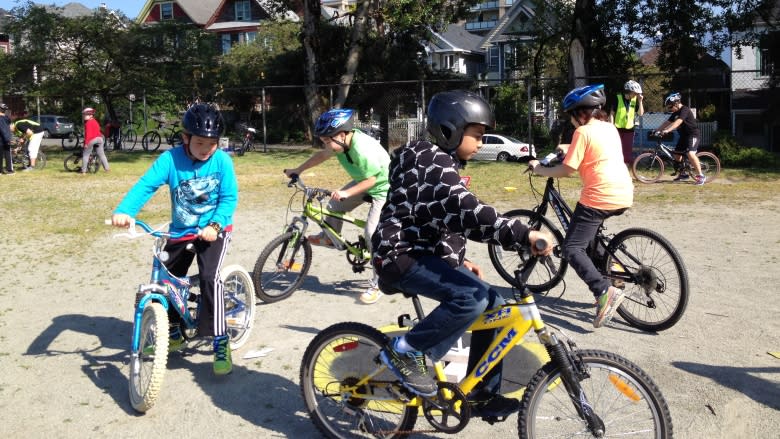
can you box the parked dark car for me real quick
[29,115,75,138]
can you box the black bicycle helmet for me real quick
[426,90,494,152]
[664,92,681,107]
[562,84,606,113]
[314,109,355,137]
[182,103,224,138]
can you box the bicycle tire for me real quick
[696,151,720,183]
[488,209,568,292]
[87,154,100,173]
[129,302,169,413]
[606,227,689,332]
[170,130,183,146]
[632,153,664,183]
[123,128,137,151]
[252,231,312,302]
[61,132,81,150]
[221,264,256,350]
[518,349,672,439]
[63,153,81,172]
[28,151,46,169]
[300,322,418,439]
[142,131,161,151]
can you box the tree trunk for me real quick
[334,0,372,108]
[568,0,594,88]
[301,0,322,144]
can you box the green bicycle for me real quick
[251,174,372,303]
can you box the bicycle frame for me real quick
[530,176,637,286]
[285,177,370,262]
[131,231,200,353]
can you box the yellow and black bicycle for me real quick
[300,241,673,438]
[251,175,372,303]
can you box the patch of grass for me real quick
[3,146,779,249]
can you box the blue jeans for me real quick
[384,255,505,395]
[563,203,627,298]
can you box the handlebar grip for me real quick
[535,239,548,251]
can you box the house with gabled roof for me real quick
[425,23,485,77]
[136,0,298,54]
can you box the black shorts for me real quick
[675,136,699,153]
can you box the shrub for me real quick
[712,131,780,168]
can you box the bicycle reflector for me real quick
[609,374,641,402]
[333,340,360,352]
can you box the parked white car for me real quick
[473,133,535,162]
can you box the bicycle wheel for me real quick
[27,151,47,169]
[170,130,183,146]
[142,131,161,151]
[518,349,672,438]
[605,228,689,332]
[123,128,137,151]
[129,302,169,413]
[61,132,80,150]
[696,151,720,183]
[221,264,256,350]
[63,153,81,172]
[252,231,312,302]
[87,154,100,173]
[632,153,664,183]
[300,322,418,439]
[488,209,567,292]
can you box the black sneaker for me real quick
[470,394,520,418]
[379,337,437,396]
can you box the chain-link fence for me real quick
[6,69,776,151]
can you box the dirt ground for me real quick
[1,185,779,438]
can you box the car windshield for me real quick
[502,135,524,144]
[57,117,72,124]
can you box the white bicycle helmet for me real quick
[624,80,642,94]
[664,92,681,107]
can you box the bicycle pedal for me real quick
[480,415,508,425]
[397,314,413,328]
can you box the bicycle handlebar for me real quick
[105,218,198,240]
[286,174,332,197]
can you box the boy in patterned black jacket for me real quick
[371,90,552,418]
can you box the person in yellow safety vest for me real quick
[609,80,644,164]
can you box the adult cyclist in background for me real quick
[372,90,552,418]
[656,92,705,185]
[609,80,644,165]
[528,84,633,328]
[283,109,390,304]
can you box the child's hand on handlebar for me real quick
[283,168,299,178]
[198,226,218,242]
[112,213,134,228]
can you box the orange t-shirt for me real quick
[563,119,633,210]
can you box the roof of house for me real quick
[137,0,221,25]
[40,2,94,18]
[429,22,485,55]
[479,0,539,49]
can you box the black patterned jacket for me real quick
[371,140,530,279]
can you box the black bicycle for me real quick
[632,132,721,184]
[62,126,83,151]
[12,140,47,170]
[488,164,689,332]
[142,115,183,152]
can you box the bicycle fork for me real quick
[538,329,605,436]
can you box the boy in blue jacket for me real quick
[112,103,238,375]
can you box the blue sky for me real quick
[1,1,147,19]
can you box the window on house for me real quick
[489,46,499,69]
[758,32,777,77]
[235,0,251,21]
[160,2,173,20]
[443,55,454,70]
[221,32,258,54]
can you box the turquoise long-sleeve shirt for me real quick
[114,146,238,233]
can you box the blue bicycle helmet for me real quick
[562,84,606,113]
[426,90,495,152]
[664,92,681,107]
[183,103,224,138]
[314,109,355,137]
